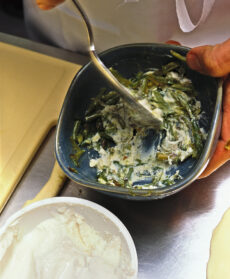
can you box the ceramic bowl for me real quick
[56,43,222,200]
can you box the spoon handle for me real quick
[71,0,161,128]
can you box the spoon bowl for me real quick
[71,0,162,128]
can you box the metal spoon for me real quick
[71,0,162,128]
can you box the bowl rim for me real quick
[0,197,138,277]
[55,43,223,199]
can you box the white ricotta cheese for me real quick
[0,209,134,279]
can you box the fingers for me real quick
[36,0,65,10]
[221,76,230,141]
[199,140,230,178]
[200,75,230,178]
[186,39,230,77]
[165,40,181,46]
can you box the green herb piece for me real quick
[101,91,117,101]
[76,134,84,144]
[170,50,187,62]
[191,119,203,157]
[111,113,126,129]
[110,68,136,88]
[171,83,194,94]
[70,139,85,166]
[70,149,85,167]
[97,170,108,183]
[85,113,102,122]
[225,140,230,150]
[152,90,170,110]
[152,168,164,185]
[156,153,169,161]
[72,120,81,141]
[162,61,180,74]
[81,138,92,146]
[99,132,114,141]
[85,88,106,116]
[126,167,134,180]
[68,167,79,174]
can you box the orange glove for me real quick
[36,0,65,10]
[186,39,230,178]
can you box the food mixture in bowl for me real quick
[70,55,207,189]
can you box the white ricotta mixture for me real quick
[72,65,207,189]
[0,209,134,279]
[88,80,206,188]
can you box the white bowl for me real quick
[0,197,138,278]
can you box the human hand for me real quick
[167,39,230,178]
[36,0,65,10]
[186,39,230,178]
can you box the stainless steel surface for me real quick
[1,33,230,279]
[71,0,161,128]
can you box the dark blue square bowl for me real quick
[55,43,222,200]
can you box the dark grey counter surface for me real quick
[1,32,230,279]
